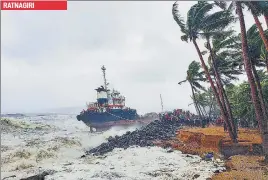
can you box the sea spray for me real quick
[1,114,225,180]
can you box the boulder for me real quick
[86,120,181,155]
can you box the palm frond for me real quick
[172,2,187,34]
[192,81,206,91]
[214,1,227,10]
[201,10,237,32]
[181,35,189,42]
[227,2,235,12]
[178,79,187,85]
[186,2,213,40]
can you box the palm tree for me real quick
[172,1,237,142]
[205,32,244,137]
[178,61,206,118]
[249,1,268,28]
[235,1,268,162]
[245,2,268,52]
[232,24,268,122]
[218,1,268,71]
[208,32,243,81]
[244,24,268,117]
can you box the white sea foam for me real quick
[1,114,225,180]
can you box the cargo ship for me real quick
[76,66,156,132]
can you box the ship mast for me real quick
[160,94,164,112]
[101,65,108,91]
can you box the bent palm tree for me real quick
[206,31,243,137]
[244,24,268,117]
[248,1,268,29]
[236,1,268,162]
[218,1,268,71]
[178,61,206,118]
[245,2,268,52]
[172,1,237,142]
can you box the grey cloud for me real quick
[1,1,260,114]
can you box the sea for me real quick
[1,114,225,180]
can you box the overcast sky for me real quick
[1,1,265,114]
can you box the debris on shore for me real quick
[86,120,182,156]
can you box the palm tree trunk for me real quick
[198,103,205,117]
[236,1,268,162]
[198,103,206,117]
[207,39,237,138]
[192,38,237,142]
[201,105,208,117]
[190,82,202,118]
[248,2,268,51]
[252,14,268,51]
[208,96,214,120]
[252,64,268,117]
[199,104,205,117]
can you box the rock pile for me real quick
[86,120,181,156]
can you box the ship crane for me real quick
[101,65,109,91]
[160,94,164,112]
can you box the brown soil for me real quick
[155,126,268,180]
[182,126,261,144]
[212,155,268,180]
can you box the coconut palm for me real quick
[237,24,268,118]
[217,1,268,71]
[205,32,244,137]
[235,1,268,162]
[172,1,237,141]
[231,24,268,119]
[247,1,268,28]
[178,61,206,118]
[244,2,268,52]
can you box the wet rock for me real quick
[167,149,174,153]
[20,172,49,180]
[20,170,55,180]
[2,175,16,180]
[86,120,181,156]
[193,174,200,179]
[213,170,220,173]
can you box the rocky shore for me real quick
[86,119,182,156]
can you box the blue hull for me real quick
[76,109,141,128]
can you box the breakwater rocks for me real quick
[86,120,182,156]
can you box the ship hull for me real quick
[77,111,157,131]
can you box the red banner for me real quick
[1,0,67,10]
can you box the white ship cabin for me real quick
[108,89,125,109]
[95,86,108,99]
[86,102,98,110]
[95,86,109,106]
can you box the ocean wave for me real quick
[1,114,225,180]
[1,118,54,132]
